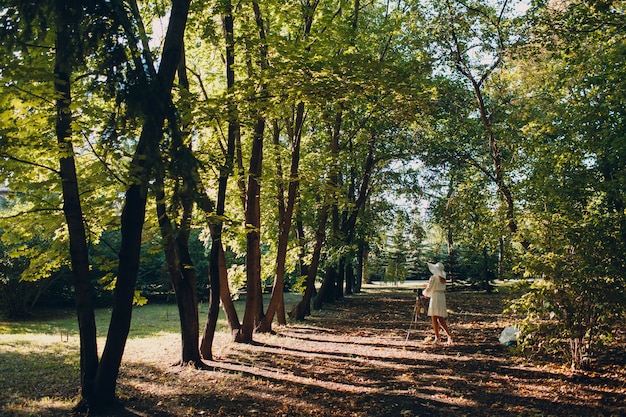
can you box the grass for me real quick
[0,292,304,338]
[0,293,303,416]
[1,303,219,338]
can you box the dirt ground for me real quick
[106,286,626,417]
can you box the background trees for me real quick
[503,0,626,369]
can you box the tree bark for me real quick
[236,1,269,343]
[345,260,355,295]
[53,4,99,407]
[333,137,375,297]
[155,179,202,366]
[290,205,329,320]
[259,0,318,330]
[259,102,305,332]
[238,115,265,342]
[199,0,242,357]
[93,0,191,407]
[311,110,342,310]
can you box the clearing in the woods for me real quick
[1,284,625,416]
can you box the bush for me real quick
[507,256,625,369]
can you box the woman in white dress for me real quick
[423,262,453,345]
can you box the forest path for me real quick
[114,286,626,417]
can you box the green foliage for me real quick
[507,208,626,369]
[0,217,77,318]
[496,0,626,370]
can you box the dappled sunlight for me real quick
[2,288,624,416]
[1,397,76,417]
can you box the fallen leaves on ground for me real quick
[4,287,625,416]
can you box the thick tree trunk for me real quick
[54,9,99,407]
[174,231,202,362]
[345,261,355,295]
[335,259,345,300]
[94,148,151,407]
[93,0,190,408]
[313,268,335,310]
[238,115,265,343]
[200,240,224,359]
[148,40,204,368]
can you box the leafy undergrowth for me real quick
[1,287,625,416]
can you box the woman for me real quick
[423,262,453,345]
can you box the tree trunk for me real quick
[335,259,345,300]
[481,247,492,293]
[311,111,342,310]
[335,138,375,296]
[200,240,224,359]
[290,205,328,320]
[155,180,202,366]
[355,241,366,291]
[196,192,241,354]
[199,0,242,357]
[362,244,370,285]
[345,261,355,295]
[498,236,505,281]
[314,265,338,309]
[259,102,305,332]
[53,7,99,407]
[259,122,287,333]
[260,1,318,329]
[93,0,190,408]
[236,1,269,343]
[238,114,265,343]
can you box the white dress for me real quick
[424,275,448,317]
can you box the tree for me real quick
[1,0,193,409]
[504,0,626,369]
[257,0,319,334]
[426,0,530,250]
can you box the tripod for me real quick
[405,289,426,342]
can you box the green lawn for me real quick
[0,302,220,338]
[0,292,303,338]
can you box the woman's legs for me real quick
[431,316,441,342]
[437,317,453,344]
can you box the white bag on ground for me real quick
[499,326,520,346]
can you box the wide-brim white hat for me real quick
[427,262,446,278]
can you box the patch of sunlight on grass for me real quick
[3,396,76,417]
[0,334,80,416]
[0,333,80,351]
[0,300,255,339]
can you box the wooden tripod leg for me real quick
[405,297,421,342]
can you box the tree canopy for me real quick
[1,0,625,410]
